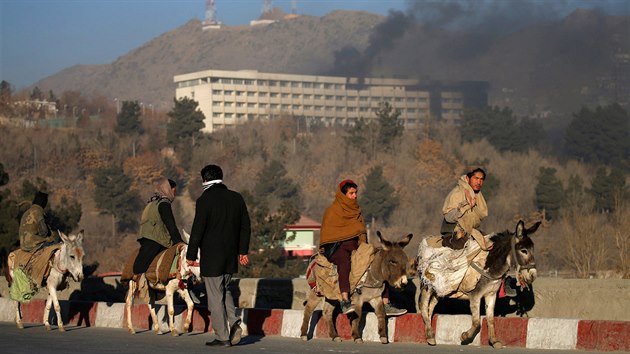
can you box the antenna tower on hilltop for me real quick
[203,0,222,30]
[262,0,273,14]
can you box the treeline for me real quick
[0,86,629,278]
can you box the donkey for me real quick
[300,231,413,344]
[8,230,85,331]
[418,220,539,348]
[124,230,201,336]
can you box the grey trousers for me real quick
[204,274,239,341]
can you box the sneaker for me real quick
[229,322,243,346]
[340,300,355,314]
[383,303,407,316]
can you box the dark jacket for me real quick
[186,184,251,277]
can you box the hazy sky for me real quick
[1,0,628,90]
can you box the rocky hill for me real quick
[34,9,629,116]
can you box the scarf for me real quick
[151,177,174,202]
[202,179,223,191]
[319,186,367,246]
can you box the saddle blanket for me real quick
[306,242,375,300]
[8,245,62,288]
[121,244,183,286]
[417,234,491,297]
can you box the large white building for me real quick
[174,69,488,133]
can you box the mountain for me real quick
[35,9,629,116]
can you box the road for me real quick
[1,322,617,354]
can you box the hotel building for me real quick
[174,69,489,133]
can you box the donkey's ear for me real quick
[515,220,525,239]
[377,231,392,250]
[76,229,84,243]
[526,221,541,235]
[398,233,413,248]
[58,230,68,242]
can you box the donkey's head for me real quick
[513,220,539,286]
[59,230,85,282]
[376,231,413,289]
[181,229,201,281]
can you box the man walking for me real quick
[186,164,251,347]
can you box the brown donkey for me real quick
[300,231,413,344]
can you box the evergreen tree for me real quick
[92,165,141,234]
[48,196,82,234]
[30,86,43,100]
[460,106,544,152]
[376,102,403,152]
[254,160,301,204]
[563,174,588,210]
[534,167,564,219]
[0,163,19,259]
[590,167,628,213]
[166,97,205,148]
[115,100,143,136]
[565,104,630,166]
[361,165,399,226]
[0,81,12,116]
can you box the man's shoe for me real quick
[504,277,518,297]
[340,300,355,314]
[229,322,243,346]
[383,302,407,316]
[205,339,231,347]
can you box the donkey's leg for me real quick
[15,301,23,329]
[300,291,319,341]
[177,286,194,333]
[462,293,482,344]
[125,280,137,334]
[165,284,178,336]
[147,300,161,334]
[419,287,437,345]
[369,297,389,344]
[46,286,64,332]
[323,300,341,342]
[484,291,502,348]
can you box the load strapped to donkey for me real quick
[301,231,413,344]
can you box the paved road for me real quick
[1,322,616,354]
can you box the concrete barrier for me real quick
[1,297,628,351]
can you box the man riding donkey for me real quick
[122,178,192,298]
[317,179,406,316]
[439,167,517,296]
[9,191,63,302]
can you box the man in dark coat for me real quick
[186,164,251,347]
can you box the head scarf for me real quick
[153,177,175,202]
[319,182,366,246]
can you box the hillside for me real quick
[34,9,629,116]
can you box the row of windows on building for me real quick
[206,89,466,104]
[210,114,425,127]
[208,89,450,103]
[210,101,453,115]
[210,107,463,119]
[183,77,350,89]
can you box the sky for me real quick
[1,0,629,91]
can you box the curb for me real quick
[1,298,628,351]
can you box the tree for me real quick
[345,118,378,160]
[0,163,19,267]
[48,196,82,234]
[534,167,564,220]
[590,167,628,213]
[565,104,630,166]
[0,80,13,116]
[167,97,205,148]
[563,174,588,210]
[92,165,142,235]
[460,106,544,152]
[361,165,399,227]
[30,86,43,100]
[254,160,301,203]
[115,100,143,136]
[376,101,404,152]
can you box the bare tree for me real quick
[560,205,609,278]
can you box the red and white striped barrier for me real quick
[1,298,628,351]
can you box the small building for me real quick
[282,215,321,258]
